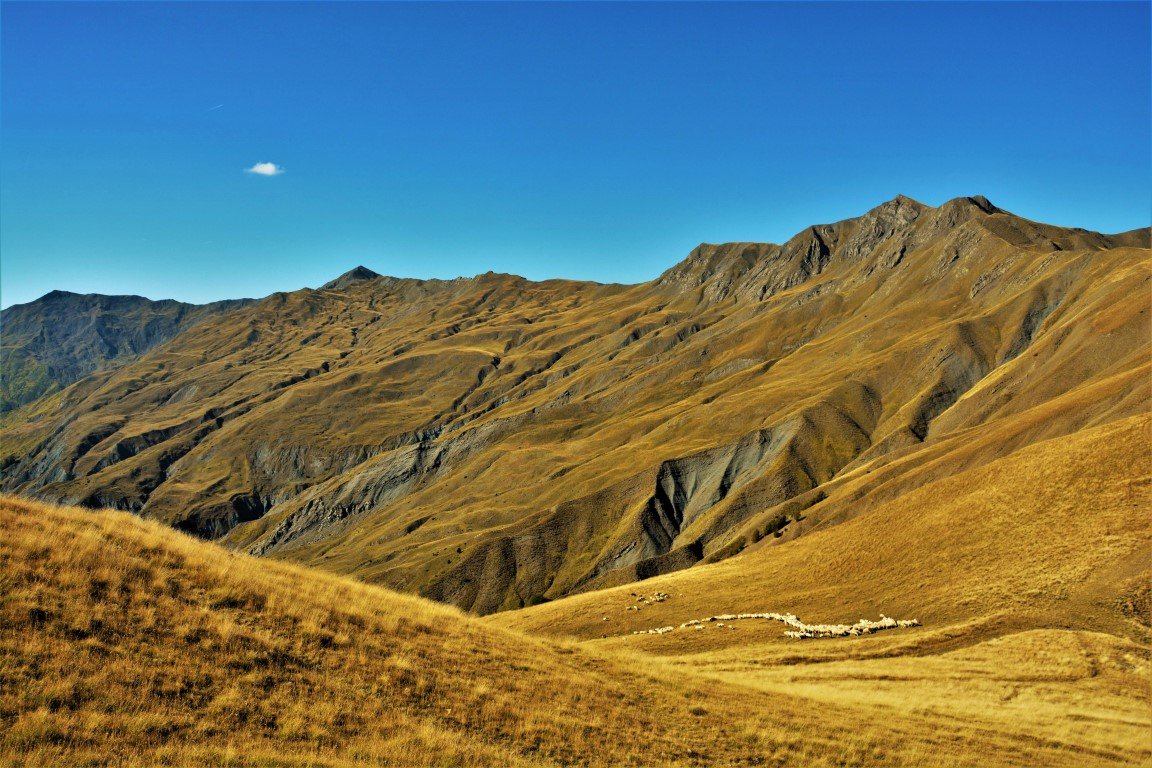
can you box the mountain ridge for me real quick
[1,194,1147,616]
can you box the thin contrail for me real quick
[207,104,224,111]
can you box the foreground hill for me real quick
[0,291,251,413]
[3,495,1147,767]
[487,412,1151,766]
[1,195,1148,614]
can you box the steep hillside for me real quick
[5,495,1122,768]
[489,413,1151,767]
[1,196,1148,614]
[0,291,251,413]
[492,412,1151,644]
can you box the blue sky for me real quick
[2,1,1149,308]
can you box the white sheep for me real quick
[631,610,921,640]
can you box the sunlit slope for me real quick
[2,496,1122,768]
[0,496,817,767]
[490,412,1151,647]
[698,629,1150,768]
[481,415,1151,768]
[2,196,1148,613]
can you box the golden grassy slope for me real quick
[486,412,1151,765]
[2,496,832,768]
[3,495,1148,767]
[491,413,1150,643]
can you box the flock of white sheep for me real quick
[632,612,920,639]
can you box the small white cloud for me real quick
[245,162,284,176]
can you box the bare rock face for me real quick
[841,194,926,261]
[2,196,1148,614]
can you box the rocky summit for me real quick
[2,196,1148,616]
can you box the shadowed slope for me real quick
[0,291,251,413]
[1,196,1147,614]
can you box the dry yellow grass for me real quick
[488,413,1152,766]
[707,629,1150,762]
[4,493,1145,767]
[493,413,1151,643]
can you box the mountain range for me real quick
[1,195,1147,617]
[3,193,1149,766]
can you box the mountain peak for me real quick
[931,195,1003,227]
[39,289,83,303]
[868,194,1000,219]
[954,194,999,214]
[864,194,928,219]
[889,194,925,208]
[322,266,382,291]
